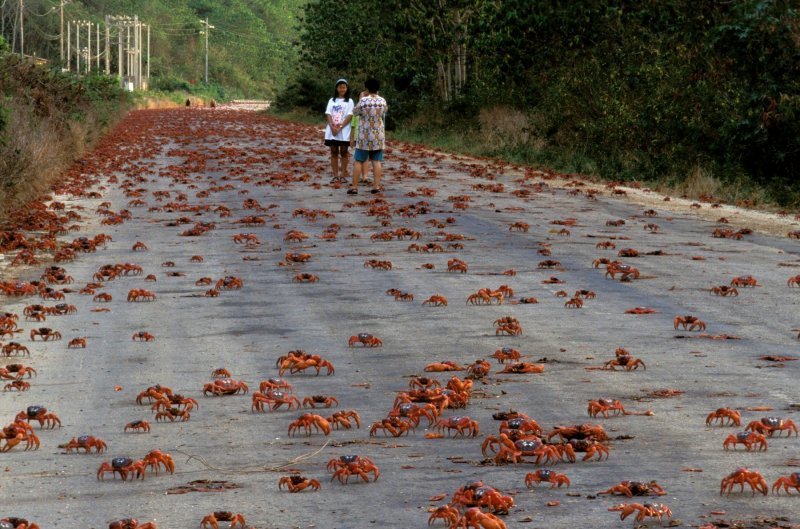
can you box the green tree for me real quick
[291,0,800,203]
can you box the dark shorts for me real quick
[354,149,384,162]
[325,139,350,147]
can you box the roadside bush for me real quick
[290,0,800,206]
[150,75,193,93]
[272,73,331,113]
[0,54,131,220]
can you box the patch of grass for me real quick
[271,103,793,211]
[388,118,787,210]
[0,56,131,221]
[268,107,322,127]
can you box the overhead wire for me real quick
[149,21,201,28]
[156,31,201,36]
[28,23,60,39]
[26,2,59,17]
[214,27,270,43]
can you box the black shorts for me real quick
[324,139,350,147]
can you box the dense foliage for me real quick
[0,0,305,98]
[283,0,800,204]
[0,47,130,216]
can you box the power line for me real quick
[28,22,59,39]
[213,27,269,43]
[157,29,201,35]
[27,4,58,17]
[149,21,201,28]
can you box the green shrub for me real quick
[272,73,331,113]
[0,54,131,219]
[150,75,193,93]
[291,0,800,205]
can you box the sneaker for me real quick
[347,188,358,195]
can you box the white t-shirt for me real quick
[324,98,354,141]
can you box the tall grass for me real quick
[0,54,130,221]
[386,105,782,209]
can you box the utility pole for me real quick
[19,0,23,58]
[75,20,80,72]
[200,18,214,84]
[146,24,150,87]
[105,16,110,74]
[60,0,64,63]
[87,20,91,73]
[66,20,70,71]
[125,21,130,82]
[96,22,100,70]
[135,15,141,89]
[117,22,122,82]
[131,16,136,88]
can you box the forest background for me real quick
[1,0,799,209]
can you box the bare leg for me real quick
[351,161,363,189]
[362,159,369,182]
[340,147,350,179]
[371,161,383,190]
[330,146,339,179]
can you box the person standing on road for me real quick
[324,79,354,184]
[349,97,370,186]
[348,78,388,195]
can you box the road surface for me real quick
[1,107,799,529]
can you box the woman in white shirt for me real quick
[324,79,354,183]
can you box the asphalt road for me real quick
[1,107,799,529]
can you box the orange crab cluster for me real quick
[481,417,611,466]
[1,420,41,452]
[493,316,522,336]
[276,350,335,375]
[466,285,512,305]
[4,99,800,529]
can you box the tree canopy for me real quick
[287,0,800,203]
[0,0,306,97]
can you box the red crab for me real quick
[720,467,767,496]
[525,469,571,488]
[327,454,380,484]
[200,512,246,529]
[434,416,480,437]
[203,378,248,396]
[451,481,514,515]
[15,406,61,429]
[772,472,800,495]
[108,519,157,529]
[278,475,320,492]
[706,407,740,427]
[745,417,798,437]
[348,333,383,347]
[723,431,768,451]
[97,456,146,481]
[599,480,667,497]
[62,435,108,453]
